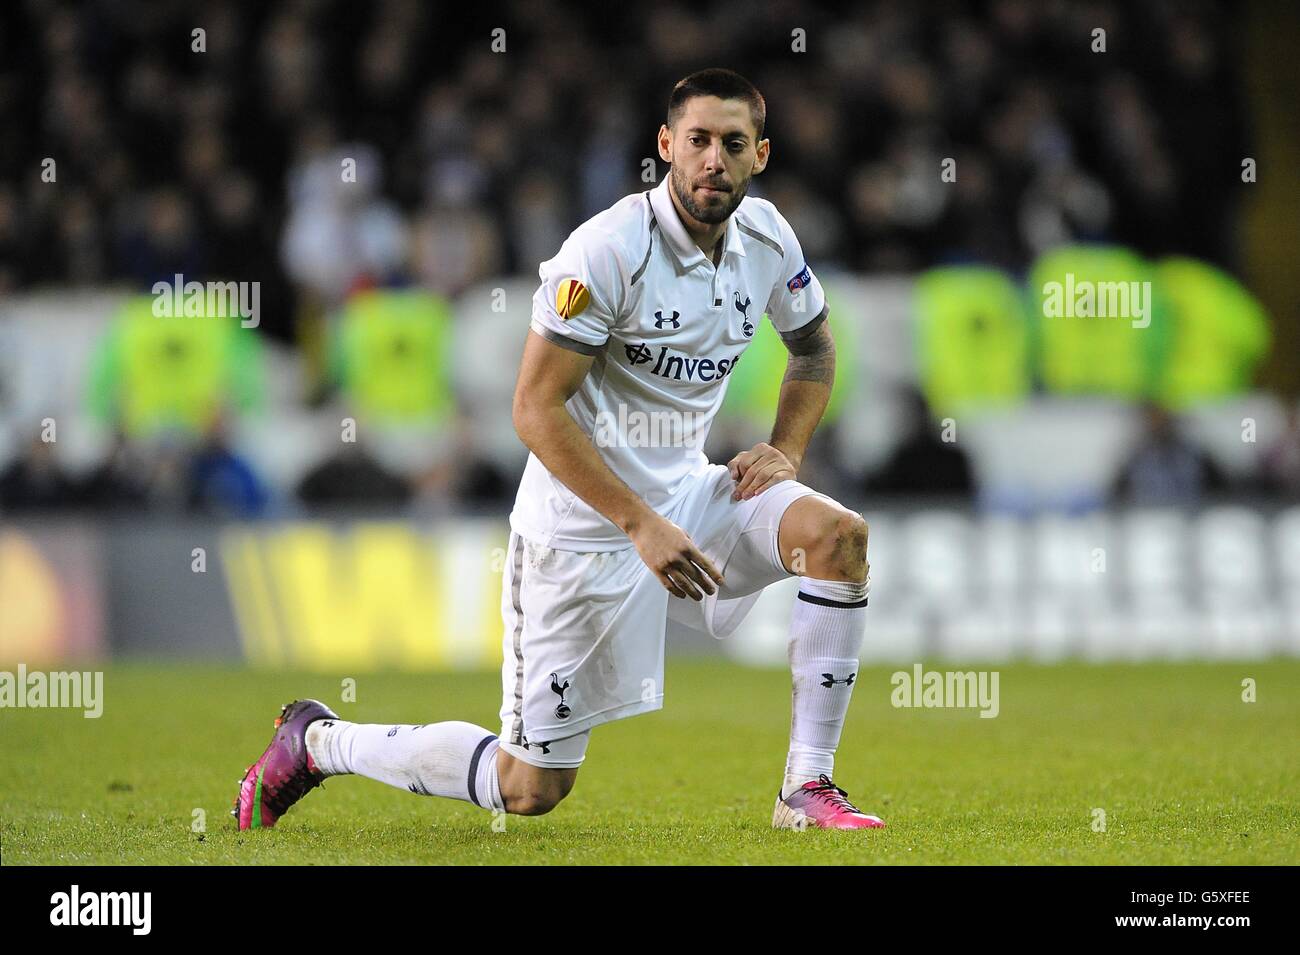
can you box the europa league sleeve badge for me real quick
[555,278,590,320]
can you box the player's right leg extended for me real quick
[233,701,584,829]
[233,529,596,830]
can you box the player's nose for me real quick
[703,142,726,171]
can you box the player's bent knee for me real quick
[841,511,868,563]
[508,789,567,816]
[497,751,578,815]
[504,775,575,815]
[814,509,868,582]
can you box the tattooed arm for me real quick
[770,316,836,470]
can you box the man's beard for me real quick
[671,165,748,224]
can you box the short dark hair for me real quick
[666,68,766,141]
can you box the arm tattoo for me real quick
[781,320,835,386]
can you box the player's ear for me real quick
[752,138,770,175]
[657,124,673,163]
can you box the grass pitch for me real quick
[2,660,1297,865]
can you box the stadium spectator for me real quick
[296,444,413,510]
[75,432,149,511]
[0,434,79,512]
[186,415,271,517]
[1260,406,1300,499]
[865,388,975,496]
[409,411,511,507]
[1110,403,1227,507]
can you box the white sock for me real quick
[782,575,869,799]
[305,719,505,812]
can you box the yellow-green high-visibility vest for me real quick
[1028,245,1171,399]
[1154,256,1271,408]
[332,289,454,423]
[87,295,263,436]
[913,266,1031,417]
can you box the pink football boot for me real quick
[772,774,887,829]
[233,699,338,830]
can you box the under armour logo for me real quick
[733,291,754,337]
[654,309,681,329]
[821,672,856,688]
[522,736,551,754]
[320,720,335,728]
[551,672,571,720]
[625,341,654,364]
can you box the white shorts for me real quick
[497,462,828,768]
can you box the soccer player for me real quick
[235,68,883,831]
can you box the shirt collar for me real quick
[649,175,747,269]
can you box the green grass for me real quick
[2,660,1297,864]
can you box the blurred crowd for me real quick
[0,0,1273,517]
[1,0,1247,320]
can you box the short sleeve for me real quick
[529,229,625,355]
[764,210,828,340]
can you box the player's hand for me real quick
[628,514,723,600]
[728,442,797,501]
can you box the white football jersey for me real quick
[510,173,828,550]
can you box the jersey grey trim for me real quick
[533,323,604,356]
[779,301,830,342]
[631,208,658,287]
[737,221,784,258]
[644,192,659,230]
